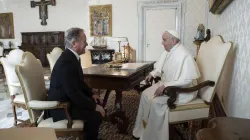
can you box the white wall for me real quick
[0,0,207,57]
[208,0,250,119]
[184,0,207,56]
[0,0,89,48]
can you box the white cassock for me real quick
[133,43,200,140]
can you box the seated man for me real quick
[132,30,200,140]
[45,28,105,140]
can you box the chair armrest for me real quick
[57,102,70,109]
[152,76,161,84]
[134,76,162,93]
[28,101,73,128]
[56,102,72,128]
[28,100,60,109]
[163,80,215,109]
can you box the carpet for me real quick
[98,90,139,140]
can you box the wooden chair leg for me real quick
[12,104,17,126]
[10,96,18,126]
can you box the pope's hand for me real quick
[154,85,165,97]
[145,74,153,85]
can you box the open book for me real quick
[121,63,148,70]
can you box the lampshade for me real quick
[111,37,128,53]
[111,37,128,42]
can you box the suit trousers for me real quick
[71,108,103,140]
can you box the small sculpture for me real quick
[90,36,107,49]
[8,41,13,49]
[204,29,211,42]
[194,24,205,41]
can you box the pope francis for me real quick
[132,30,200,140]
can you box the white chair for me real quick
[0,46,4,57]
[0,46,4,74]
[15,52,84,138]
[0,49,26,126]
[163,36,232,139]
[46,47,63,72]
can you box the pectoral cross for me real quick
[31,0,56,25]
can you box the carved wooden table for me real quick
[196,117,250,140]
[82,62,155,133]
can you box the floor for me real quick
[0,98,29,128]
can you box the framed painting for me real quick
[209,0,233,14]
[0,13,15,39]
[89,4,112,37]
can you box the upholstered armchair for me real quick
[15,52,84,138]
[46,47,63,72]
[0,49,26,126]
[162,36,232,139]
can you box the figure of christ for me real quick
[31,0,56,25]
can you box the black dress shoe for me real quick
[132,135,140,140]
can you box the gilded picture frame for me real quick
[0,13,15,39]
[114,52,123,61]
[89,4,112,37]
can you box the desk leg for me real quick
[115,90,122,111]
[103,90,111,108]
[109,90,129,134]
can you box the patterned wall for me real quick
[209,0,250,119]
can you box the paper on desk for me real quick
[121,63,148,70]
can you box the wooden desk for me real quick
[196,117,250,140]
[83,62,155,133]
[0,128,57,140]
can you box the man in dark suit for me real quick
[45,27,105,140]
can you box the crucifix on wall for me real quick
[30,0,56,26]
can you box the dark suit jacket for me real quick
[45,49,96,122]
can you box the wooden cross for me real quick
[30,0,56,26]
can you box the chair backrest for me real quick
[46,47,63,72]
[15,52,46,123]
[197,36,232,102]
[80,49,92,68]
[0,49,24,95]
[0,46,3,57]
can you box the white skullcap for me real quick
[167,30,180,39]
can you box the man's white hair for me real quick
[65,28,84,49]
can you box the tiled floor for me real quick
[0,77,29,128]
[0,98,29,128]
